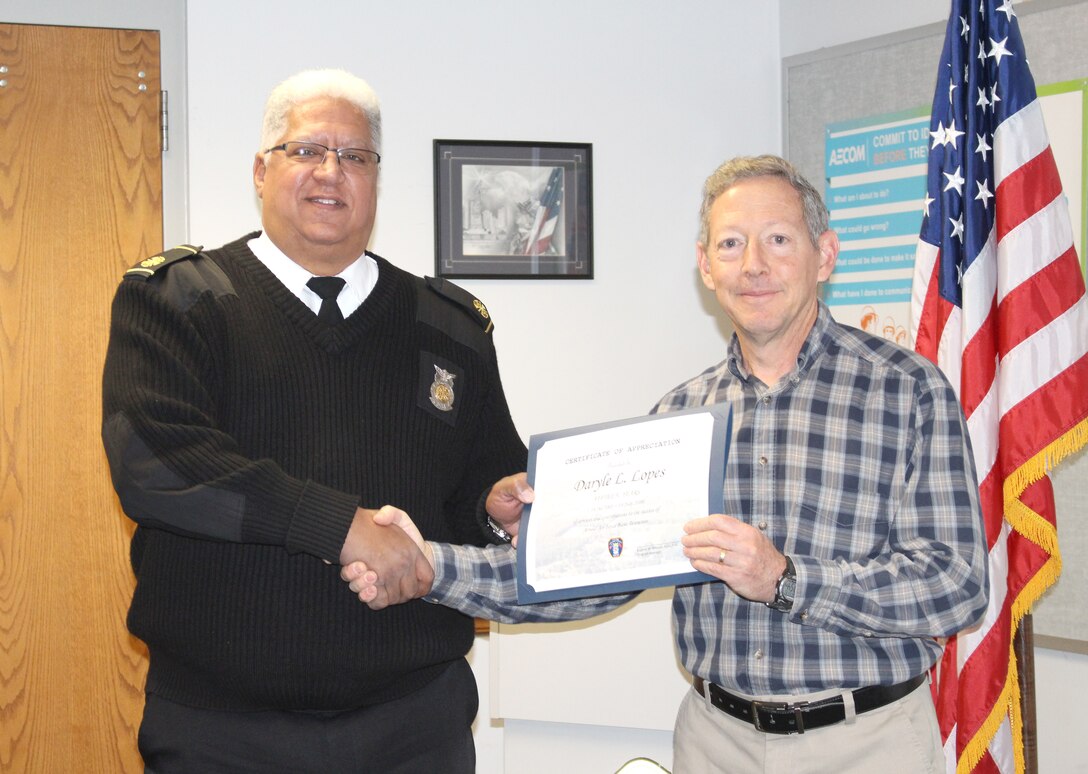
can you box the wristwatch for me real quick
[767,556,796,612]
[487,515,513,544]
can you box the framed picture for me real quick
[433,140,593,279]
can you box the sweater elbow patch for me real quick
[103,412,244,541]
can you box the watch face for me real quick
[768,559,797,611]
[770,569,797,611]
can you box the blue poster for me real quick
[823,110,929,347]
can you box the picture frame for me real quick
[433,139,593,279]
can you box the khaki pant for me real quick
[672,678,945,774]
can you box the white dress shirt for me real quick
[248,231,378,319]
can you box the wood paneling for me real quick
[0,23,162,772]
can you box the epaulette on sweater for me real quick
[423,276,493,333]
[123,244,204,280]
[417,276,495,355]
[121,244,235,312]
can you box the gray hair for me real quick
[698,155,828,248]
[260,69,382,156]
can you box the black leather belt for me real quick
[692,673,926,735]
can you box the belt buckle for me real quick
[751,700,806,735]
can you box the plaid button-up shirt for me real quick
[429,302,988,695]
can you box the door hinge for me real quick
[160,90,169,152]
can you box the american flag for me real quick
[910,1,1088,772]
[523,166,564,256]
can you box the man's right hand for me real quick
[339,506,434,609]
[341,506,432,608]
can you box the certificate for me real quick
[516,404,732,603]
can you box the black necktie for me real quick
[307,276,346,324]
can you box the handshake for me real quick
[337,473,533,610]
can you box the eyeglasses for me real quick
[265,141,381,175]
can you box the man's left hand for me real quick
[485,472,534,545]
[681,514,786,603]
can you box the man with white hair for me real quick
[102,69,526,772]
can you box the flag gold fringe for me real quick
[1005,417,1088,551]
[958,664,1016,773]
[956,417,1087,773]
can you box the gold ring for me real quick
[718,549,727,564]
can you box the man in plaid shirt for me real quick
[344,155,988,773]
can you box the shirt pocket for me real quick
[790,486,892,561]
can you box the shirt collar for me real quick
[727,300,832,385]
[248,231,378,318]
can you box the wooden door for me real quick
[0,23,162,773]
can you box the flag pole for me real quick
[1015,614,1038,774]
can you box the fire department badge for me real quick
[429,365,456,411]
[608,538,623,558]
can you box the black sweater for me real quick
[102,234,527,711]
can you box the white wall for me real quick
[779,3,1088,774]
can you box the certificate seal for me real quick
[608,537,623,558]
